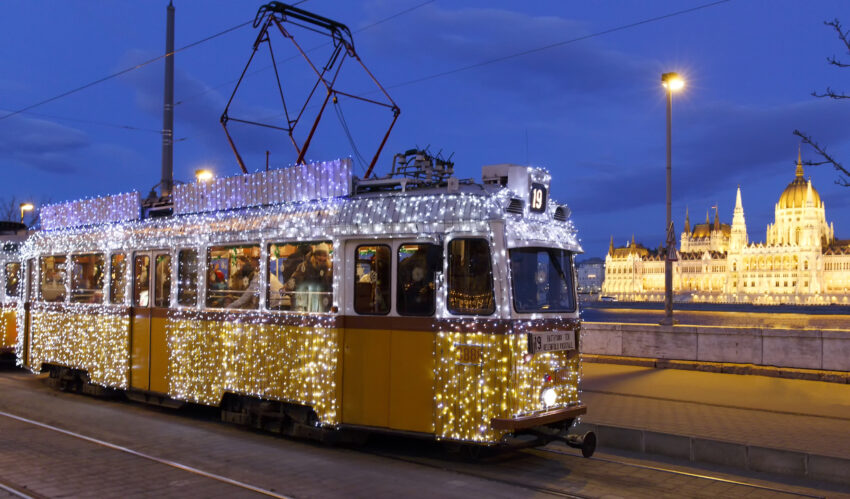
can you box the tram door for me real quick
[130,251,172,393]
[22,258,36,367]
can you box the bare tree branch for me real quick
[826,55,850,68]
[825,19,850,53]
[812,87,850,99]
[0,197,19,222]
[794,130,850,187]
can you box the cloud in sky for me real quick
[0,115,90,173]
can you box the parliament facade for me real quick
[602,152,850,304]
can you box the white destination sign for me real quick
[527,330,576,354]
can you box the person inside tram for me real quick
[402,263,434,314]
[207,268,227,307]
[286,242,332,311]
[225,256,266,309]
[398,246,434,315]
[281,244,311,283]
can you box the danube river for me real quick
[581,305,850,330]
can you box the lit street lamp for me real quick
[19,202,34,224]
[661,72,684,326]
[195,169,214,183]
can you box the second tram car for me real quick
[0,222,26,361]
[16,158,592,453]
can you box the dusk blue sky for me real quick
[1,0,849,259]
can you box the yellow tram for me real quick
[0,222,26,360]
[15,155,592,453]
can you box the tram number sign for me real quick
[529,183,547,213]
[527,330,575,354]
[456,344,483,365]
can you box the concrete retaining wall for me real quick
[582,322,850,371]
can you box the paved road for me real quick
[581,306,850,330]
[0,369,839,498]
[582,363,850,459]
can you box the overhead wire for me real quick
[0,0,314,124]
[0,108,162,133]
[0,21,252,123]
[384,0,733,91]
[2,0,729,138]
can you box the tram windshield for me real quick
[509,248,576,313]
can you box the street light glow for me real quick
[19,202,34,224]
[195,169,214,182]
[662,72,685,92]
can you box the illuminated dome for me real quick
[692,224,711,238]
[778,156,821,209]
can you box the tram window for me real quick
[397,243,440,316]
[109,253,128,305]
[133,255,150,307]
[177,249,199,307]
[447,239,495,316]
[4,262,20,298]
[509,248,576,313]
[154,254,172,308]
[70,253,105,304]
[354,245,390,315]
[268,241,333,312]
[206,244,260,309]
[40,255,67,303]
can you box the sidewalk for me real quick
[577,363,850,484]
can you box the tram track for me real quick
[360,441,829,499]
[0,480,39,499]
[359,448,587,498]
[537,446,826,499]
[0,410,291,499]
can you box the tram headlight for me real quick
[541,387,557,407]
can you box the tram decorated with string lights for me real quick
[0,222,27,360]
[11,153,593,454]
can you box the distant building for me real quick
[602,150,850,304]
[576,257,604,293]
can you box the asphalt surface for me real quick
[0,368,841,498]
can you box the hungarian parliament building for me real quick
[602,152,850,304]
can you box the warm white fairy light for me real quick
[15,160,584,441]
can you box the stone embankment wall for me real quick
[581,322,850,371]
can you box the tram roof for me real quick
[28,159,581,253]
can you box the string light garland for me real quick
[16,159,584,442]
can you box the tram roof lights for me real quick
[662,72,684,92]
[195,169,214,182]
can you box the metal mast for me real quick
[160,1,175,197]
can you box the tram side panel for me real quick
[28,304,131,388]
[167,313,343,425]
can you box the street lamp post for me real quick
[19,202,34,224]
[661,72,683,326]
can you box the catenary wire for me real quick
[385,0,732,91]
[0,0,311,123]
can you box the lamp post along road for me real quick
[661,72,683,326]
[19,203,34,225]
